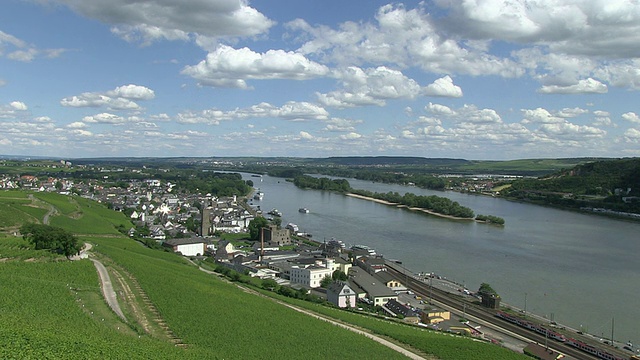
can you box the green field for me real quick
[0,192,48,229]
[48,196,130,235]
[33,192,79,216]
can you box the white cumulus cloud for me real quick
[317,66,422,108]
[423,75,463,97]
[287,4,522,78]
[55,0,274,45]
[107,84,155,100]
[10,101,28,111]
[538,78,608,94]
[61,84,155,110]
[182,45,330,88]
[339,132,362,140]
[82,113,126,124]
[521,108,564,124]
[299,131,314,140]
[622,112,640,124]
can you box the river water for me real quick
[243,173,640,345]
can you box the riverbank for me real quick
[345,193,474,221]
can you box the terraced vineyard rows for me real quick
[0,260,190,359]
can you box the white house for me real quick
[290,264,333,288]
[327,282,356,308]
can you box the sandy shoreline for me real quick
[345,193,474,221]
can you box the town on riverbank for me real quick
[2,157,639,360]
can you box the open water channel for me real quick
[241,173,640,346]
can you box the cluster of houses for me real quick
[1,170,258,241]
[166,228,456,329]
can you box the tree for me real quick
[320,275,333,288]
[332,270,348,281]
[248,217,269,241]
[20,223,83,258]
[478,282,499,297]
[261,278,278,290]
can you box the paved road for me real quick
[91,258,126,322]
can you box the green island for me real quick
[293,174,504,224]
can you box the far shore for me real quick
[345,193,474,221]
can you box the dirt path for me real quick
[27,194,56,224]
[90,258,126,322]
[192,262,427,360]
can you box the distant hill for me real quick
[502,158,640,214]
[312,156,470,166]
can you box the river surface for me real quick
[243,173,640,345]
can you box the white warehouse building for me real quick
[163,238,207,257]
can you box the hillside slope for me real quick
[502,158,640,214]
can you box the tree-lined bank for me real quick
[293,175,504,224]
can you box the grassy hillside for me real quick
[502,158,640,213]
[0,190,526,359]
[0,191,48,231]
[0,260,190,359]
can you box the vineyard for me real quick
[89,236,407,359]
[0,261,190,359]
[0,191,46,230]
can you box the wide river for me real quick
[242,173,639,345]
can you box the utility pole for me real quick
[611,317,615,347]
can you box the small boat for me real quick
[251,174,262,178]
[253,191,264,200]
[298,208,309,213]
[268,208,282,217]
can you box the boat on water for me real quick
[351,244,376,256]
[253,191,264,200]
[251,174,262,178]
[267,208,282,217]
[299,208,309,213]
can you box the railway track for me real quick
[386,266,605,360]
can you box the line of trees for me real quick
[293,175,350,192]
[475,214,505,225]
[350,189,476,219]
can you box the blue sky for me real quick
[1,0,640,160]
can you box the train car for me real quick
[566,338,626,360]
